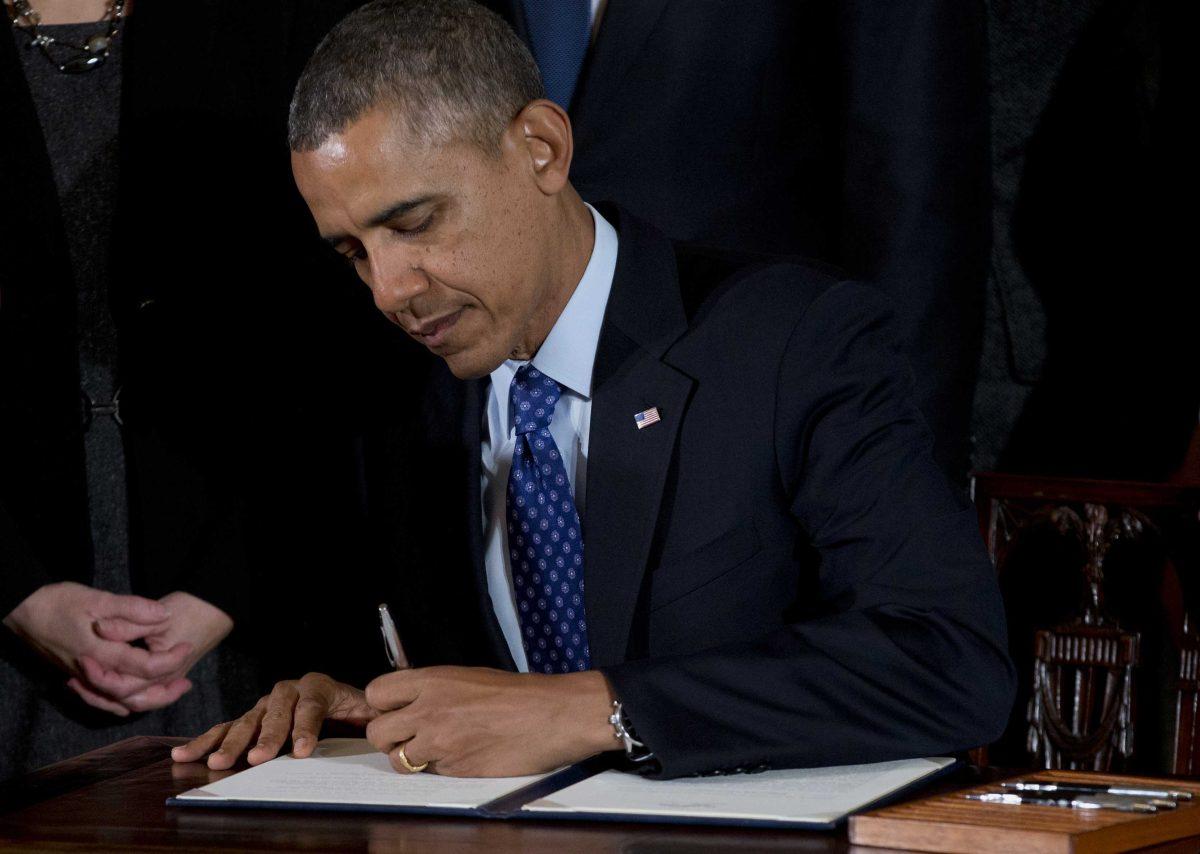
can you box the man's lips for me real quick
[408,308,464,348]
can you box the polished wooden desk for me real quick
[1,739,1195,853]
[0,737,938,853]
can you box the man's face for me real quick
[292,107,554,379]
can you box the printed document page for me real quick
[522,756,954,825]
[174,738,548,810]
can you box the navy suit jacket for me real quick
[365,208,1014,778]
[478,0,992,482]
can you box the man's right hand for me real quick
[170,673,376,769]
[2,581,194,716]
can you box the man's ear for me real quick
[508,100,574,195]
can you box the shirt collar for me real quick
[489,203,618,401]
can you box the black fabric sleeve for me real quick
[171,495,248,624]
[835,0,992,482]
[0,507,52,620]
[601,283,1015,779]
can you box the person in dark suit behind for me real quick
[475,0,992,485]
[173,0,1012,779]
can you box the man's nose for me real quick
[368,253,428,313]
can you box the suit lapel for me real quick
[583,209,694,667]
[571,0,672,141]
[462,376,519,670]
[586,338,692,667]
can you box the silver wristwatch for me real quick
[609,700,656,764]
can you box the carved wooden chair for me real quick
[1024,504,1140,770]
[1027,618,1139,770]
[971,474,1200,772]
[1173,617,1200,775]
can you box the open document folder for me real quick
[169,738,956,829]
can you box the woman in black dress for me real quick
[0,0,373,780]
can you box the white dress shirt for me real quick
[481,204,619,671]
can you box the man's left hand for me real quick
[364,667,619,777]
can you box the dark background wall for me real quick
[971,0,1191,481]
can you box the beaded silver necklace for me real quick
[8,0,126,74]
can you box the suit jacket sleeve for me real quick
[0,508,53,619]
[171,492,249,623]
[1,492,246,624]
[600,283,1015,779]
[835,0,992,480]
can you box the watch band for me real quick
[609,700,656,764]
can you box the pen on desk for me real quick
[1001,781,1194,801]
[966,792,1160,813]
[378,603,410,671]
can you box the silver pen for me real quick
[966,792,1160,813]
[378,603,410,670]
[1001,781,1194,801]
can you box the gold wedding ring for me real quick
[396,744,428,773]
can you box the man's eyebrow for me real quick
[368,196,436,227]
[320,196,436,247]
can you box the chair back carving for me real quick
[1173,616,1200,775]
[974,474,1199,772]
[1024,503,1142,770]
[1028,626,1139,769]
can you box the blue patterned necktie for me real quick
[521,0,591,109]
[506,365,591,673]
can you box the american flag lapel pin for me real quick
[634,407,661,429]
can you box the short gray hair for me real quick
[288,0,545,153]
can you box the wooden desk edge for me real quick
[0,736,186,816]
